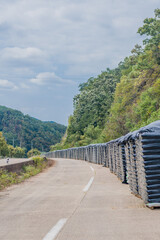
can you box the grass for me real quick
[0,156,49,191]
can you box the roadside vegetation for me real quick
[0,130,41,158]
[27,148,41,158]
[0,130,26,158]
[50,8,160,149]
[0,156,50,191]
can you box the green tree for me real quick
[0,132,9,157]
[138,8,160,64]
[51,9,160,148]
[27,148,41,158]
[8,145,15,157]
[64,68,121,147]
[50,143,64,151]
[14,147,26,158]
[0,106,66,152]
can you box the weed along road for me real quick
[1,159,160,240]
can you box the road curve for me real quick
[0,158,160,240]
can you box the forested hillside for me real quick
[102,8,160,142]
[0,106,66,152]
[51,8,160,150]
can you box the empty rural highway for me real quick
[1,158,160,240]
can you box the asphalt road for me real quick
[0,158,160,240]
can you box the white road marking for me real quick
[43,218,67,240]
[83,177,94,192]
[90,166,94,172]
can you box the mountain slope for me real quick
[0,106,66,151]
[53,8,160,149]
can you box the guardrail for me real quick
[45,120,160,208]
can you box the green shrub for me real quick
[32,156,44,166]
[0,170,18,190]
[27,148,41,158]
[0,157,48,190]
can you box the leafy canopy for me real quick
[51,9,160,150]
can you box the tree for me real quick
[64,68,121,147]
[14,147,26,158]
[8,145,15,157]
[137,8,160,64]
[0,105,66,152]
[50,143,63,151]
[0,132,8,157]
[53,9,160,148]
[27,148,41,158]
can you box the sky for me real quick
[0,0,159,125]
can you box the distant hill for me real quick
[0,106,66,152]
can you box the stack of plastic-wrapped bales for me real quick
[101,143,106,166]
[134,121,160,207]
[104,143,109,167]
[112,141,117,175]
[122,132,139,195]
[108,140,114,173]
[45,120,160,207]
[117,136,127,184]
[115,139,121,180]
[92,145,97,163]
[97,145,101,164]
[128,132,139,196]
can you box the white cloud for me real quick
[1,47,43,60]
[20,83,30,89]
[0,0,158,124]
[0,0,157,78]
[30,72,74,86]
[0,79,18,90]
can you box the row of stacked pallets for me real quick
[45,120,160,208]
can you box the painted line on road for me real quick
[43,218,67,240]
[83,177,94,193]
[90,166,94,172]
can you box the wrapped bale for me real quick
[85,147,89,161]
[91,145,94,163]
[96,145,99,164]
[97,145,101,164]
[100,144,105,165]
[99,145,103,165]
[125,130,139,195]
[105,143,109,168]
[108,141,114,172]
[86,146,91,162]
[119,143,127,184]
[135,120,160,206]
[117,136,127,184]
[114,140,121,177]
[92,145,97,163]
[125,141,132,188]
[116,141,121,179]
[114,138,123,179]
[136,132,160,206]
[112,142,117,175]
[102,143,108,167]
[129,140,139,196]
